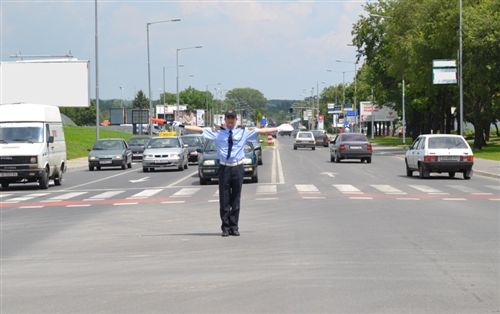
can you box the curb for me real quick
[474,170,500,180]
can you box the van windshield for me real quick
[0,122,44,143]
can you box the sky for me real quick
[1,0,368,101]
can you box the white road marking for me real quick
[489,198,500,201]
[66,204,92,207]
[256,197,279,201]
[213,189,219,196]
[302,196,326,200]
[333,184,362,194]
[208,199,219,203]
[19,205,44,209]
[87,190,125,200]
[371,185,406,194]
[271,146,277,184]
[257,185,277,194]
[408,185,446,194]
[0,193,13,199]
[129,177,150,183]
[447,185,488,194]
[6,193,49,202]
[113,202,138,206]
[349,196,373,200]
[172,188,200,198]
[128,189,162,199]
[68,167,138,190]
[166,171,198,188]
[295,184,319,193]
[396,197,420,201]
[442,198,466,201]
[161,200,185,204]
[40,199,61,203]
[276,147,285,184]
[321,172,336,178]
[49,192,87,200]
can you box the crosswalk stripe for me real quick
[333,184,362,194]
[447,185,490,194]
[213,189,219,196]
[172,188,200,198]
[49,192,87,200]
[295,184,319,193]
[257,185,277,194]
[88,190,125,200]
[408,185,445,194]
[7,193,49,202]
[371,185,406,194]
[0,193,13,199]
[128,189,162,199]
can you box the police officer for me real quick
[174,111,285,237]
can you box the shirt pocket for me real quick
[232,132,243,145]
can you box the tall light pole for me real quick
[94,0,100,139]
[206,82,221,126]
[459,0,463,136]
[336,59,358,132]
[402,78,406,144]
[119,86,124,109]
[176,46,203,119]
[147,18,181,135]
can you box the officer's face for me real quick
[225,116,237,129]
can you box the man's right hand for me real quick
[172,121,184,128]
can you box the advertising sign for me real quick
[433,59,457,85]
[318,114,324,130]
[328,103,342,114]
[109,108,124,125]
[343,103,354,111]
[196,110,205,127]
[131,109,149,124]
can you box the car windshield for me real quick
[0,122,44,143]
[93,140,124,150]
[204,140,217,152]
[342,134,367,142]
[128,138,149,146]
[181,136,202,147]
[298,133,313,138]
[311,131,324,137]
[428,137,468,149]
[147,138,180,148]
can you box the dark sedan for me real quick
[181,134,204,163]
[198,141,258,185]
[88,139,132,171]
[311,130,329,147]
[330,133,373,163]
[127,136,151,160]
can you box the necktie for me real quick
[226,130,233,160]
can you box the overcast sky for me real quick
[1,0,367,101]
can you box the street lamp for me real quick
[119,86,124,109]
[336,59,359,132]
[163,65,183,105]
[176,46,203,119]
[147,18,181,135]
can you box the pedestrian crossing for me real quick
[1,182,499,207]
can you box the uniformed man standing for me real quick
[173,111,285,237]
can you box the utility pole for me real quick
[94,0,100,139]
[371,87,375,140]
[459,0,464,136]
[402,78,406,144]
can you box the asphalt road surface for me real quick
[1,136,499,314]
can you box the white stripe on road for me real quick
[271,147,277,184]
[447,185,489,194]
[295,184,319,193]
[68,167,138,190]
[161,200,185,204]
[276,147,285,184]
[172,188,200,198]
[19,205,45,209]
[302,196,326,200]
[166,171,198,188]
[66,204,92,207]
[256,197,279,201]
[49,192,87,200]
[396,197,420,201]
[6,193,49,202]
[208,199,219,203]
[408,185,446,194]
[213,189,219,196]
[0,193,13,199]
[349,196,373,200]
[128,189,162,199]
[442,198,466,201]
[371,185,406,194]
[257,185,277,194]
[88,190,125,200]
[113,202,138,206]
[333,184,362,194]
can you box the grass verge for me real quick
[370,136,407,147]
[64,126,133,160]
[470,136,500,161]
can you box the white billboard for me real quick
[196,109,205,127]
[0,60,90,107]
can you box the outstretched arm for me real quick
[183,125,203,134]
[257,127,279,134]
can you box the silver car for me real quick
[330,133,373,163]
[142,137,188,172]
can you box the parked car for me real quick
[127,136,151,161]
[294,131,316,150]
[405,134,474,179]
[330,133,373,163]
[311,130,329,147]
[142,137,188,172]
[88,139,132,171]
[198,140,258,185]
[0,104,67,189]
[250,139,263,165]
[181,134,204,164]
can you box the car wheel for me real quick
[54,170,63,186]
[97,166,101,171]
[463,169,472,180]
[258,158,263,165]
[330,154,334,162]
[1,182,9,189]
[252,174,259,183]
[38,167,49,189]
[335,153,341,163]
[178,161,184,171]
[419,163,429,179]
[448,172,456,178]
[366,157,372,164]
[127,160,132,168]
[184,160,188,169]
[143,167,149,173]
[121,161,126,170]
[293,145,297,150]
[405,160,413,177]
[89,165,94,171]
[360,158,365,163]
[200,178,208,185]
[312,147,315,151]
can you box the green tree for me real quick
[133,90,149,109]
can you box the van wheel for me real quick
[293,145,297,150]
[252,174,259,183]
[39,168,50,189]
[97,166,101,171]
[143,167,149,173]
[312,147,315,151]
[1,182,9,189]
[54,171,63,186]
[200,178,208,185]
[448,172,456,178]
[419,163,429,179]
[89,165,94,171]
[366,157,372,164]
[463,169,472,180]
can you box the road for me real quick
[1,136,499,314]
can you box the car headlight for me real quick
[89,156,97,161]
[242,158,253,165]
[114,155,123,159]
[145,154,154,158]
[203,160,215,166]
[30,156,37,164]
[170,154,180,159]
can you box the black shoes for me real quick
[221,230,230,237]
[229,230,240,236]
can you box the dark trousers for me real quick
[218,164,244,231]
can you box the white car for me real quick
[405,134,474,179]
[293,131,316,150]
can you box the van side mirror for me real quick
[48,136,55,143]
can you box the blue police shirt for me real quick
[202,127,260,164]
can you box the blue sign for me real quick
[346,111,357,117]
[344,120,350,127]
[260,117,267,127]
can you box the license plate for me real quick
[155,159,169,164]
[100,160,112,164]
[350,146,362,150]
[439,156,459,161]
[0,172,17,177]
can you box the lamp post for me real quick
[459,0,463,136]
[94,0,100,139]
[176,46,203,120]
[336,59,358,132]
[147,18,181,135]
[402,78,406,144]
[119,86,124,109]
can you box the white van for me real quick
[0,104,67,189]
